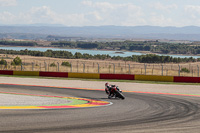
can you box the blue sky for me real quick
[0,0,200,27]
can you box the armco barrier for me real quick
[174,76,200,83]
[0,70,13,75]
[100,74,134,80]
[68,73,100,79]
[135,75,174,82]
[13,71,39,76]
[40,72,68,77]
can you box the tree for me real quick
[0,58,7,65]
[74,52,82,59]
[11,56,22,65]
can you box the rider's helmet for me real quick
[105,82,108,87]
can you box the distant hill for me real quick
[0,25,200,41]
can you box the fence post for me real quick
[161,64,163,76]
[44,62,47,71]
[111,63,115,73]
[144,64,147,75]
[21,63,23,71]
[125,61,126,72]
[70,63,72,72]
[77,62,78,72]
[178,64,180,76]
[32,62,34,71]
[82,63,85,73]
[109,65,111,73]
[57,62,59,72]
[192,66,193,77]
[114,63,115,73]
[197,65,199,77]
[97,63,99,73]
[40,63,41,71]
[128,64,130,74]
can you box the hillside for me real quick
[0,25,200,41]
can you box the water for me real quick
[0,46,143,57]
[0,46,200,59]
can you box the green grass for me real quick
[0,74,200,85]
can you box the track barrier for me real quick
[100,74,134,80]
[0,70,13,75]
[0,70,199,83]
[13,71,39,76]
[40,72,68,78]
[135,75,174,82]
[174,76,200,83]
[68,73,100,79]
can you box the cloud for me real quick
[185,5,200,18]
[0,0,17,6]
[82,0,93,7]
[183,5,200,25]
[29,6,59,23]
[86,11,102,21]
[0,12,15,23]
[0,6,88,26]
[150,14,173,26]
[82,1,141,12]
[30,6,89,26]
[185,5,200,12]
[81,1,145,26]
[0,1,198,27]
[153,2,178,12]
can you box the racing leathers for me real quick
[105,83,119,98]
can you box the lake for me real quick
[0,46,200,59]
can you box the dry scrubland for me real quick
[0,54,200,77]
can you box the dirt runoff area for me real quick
[0,76,200,96]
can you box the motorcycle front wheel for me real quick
[115,90,125,100]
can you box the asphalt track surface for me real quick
[1,84,200,133]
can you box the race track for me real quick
[1,84,200,133]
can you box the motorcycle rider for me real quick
[105,82,119,99]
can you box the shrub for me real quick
[61,61,71,67]
[180,67,190,73]
[50,62,56,67]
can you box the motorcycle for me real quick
[105,85,125,100]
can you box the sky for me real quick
[0,0,200,27]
